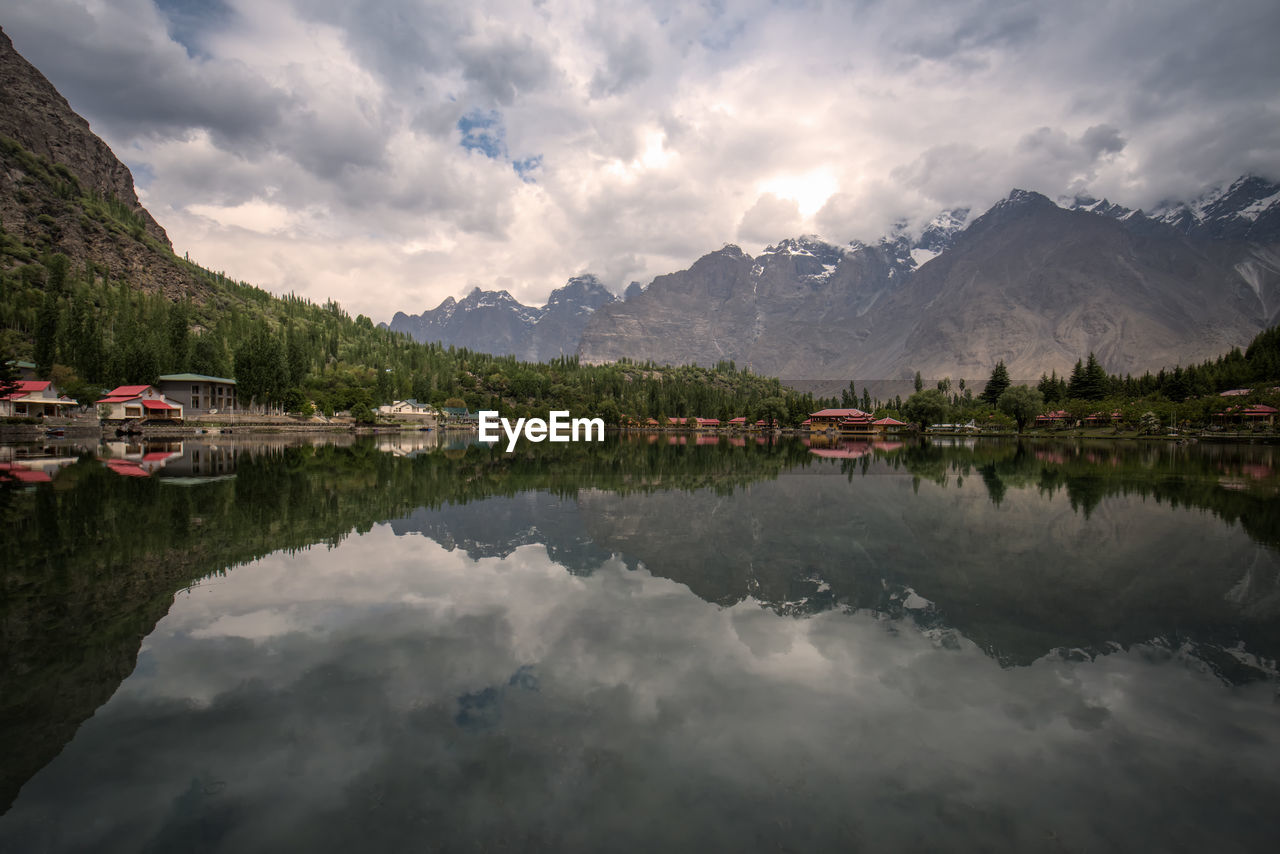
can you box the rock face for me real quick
[578,185,1280,379]
[385,274,616,361]
[0,26,167,246]
[0,27,223,303]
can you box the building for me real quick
[95,385,185,421]
[837,411,877,436]
[439,406,478,426]
[156,374,238,415]
[379,399,437,417]
[0,380,77,417]
[4,359,38,381]
[808,408,871,432]
[873,417,908,433]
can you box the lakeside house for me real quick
[1035,410,1072,428]
[838,410,877,435]
[439,406,478,426]
[1215,403,1278,427]
[95,385,185,421]
[156,374,238,415]
[807,408,871,432]
[0,380,77,418]
[379,399,435,417]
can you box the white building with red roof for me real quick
[0,380,77,418]
[94,385,184,421]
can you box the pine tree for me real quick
[980,360,1010,406]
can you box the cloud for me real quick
[2,0,1277,319]
[737,193,803,244]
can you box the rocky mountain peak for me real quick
[1152,175,1280,242]
[546,274,616,309]
[0,26,169,247]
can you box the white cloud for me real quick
[3,0,1278,318]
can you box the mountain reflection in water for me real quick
[1,434,1278,852]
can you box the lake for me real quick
[2,434,1278,852]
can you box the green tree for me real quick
[913,371,923,393]
[902,389,949,430]
[234,324,287,409]
[997,385,1043,433]
[166,301,191,371]
[980,360,1010,406]
[758,396,788,430]
[191,333,230,378]
[0,345,19,400]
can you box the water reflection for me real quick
[2,434,1279,851]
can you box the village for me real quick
[3,359,1278,443]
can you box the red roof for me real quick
[873,417,906,425]
[728,416,748,424]
[1243,404,1278,415]
[141,400,174,411]
[2,380,51,400]
[0,462,52,483]
[810,408,869,418]
[105,459,149,477]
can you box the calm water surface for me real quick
[2,434,1278,852]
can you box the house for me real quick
[0,380,77,417]
[379,399,438,425]
[439,406,478,425]
[1216,404,1278,427]
[95,385,185,421]
[692,417,720,430]
[727,416,749,429]
[156,374,238,415]
[838,411,877,435]
[1083,410,1122,426]
[873,416,908,433]
[1035,409,1072,427]
[4,359,38,381]
[808,408,871,431]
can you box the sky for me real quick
[3,0,1279,321]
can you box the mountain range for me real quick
[388,177,1280,382]
[382,274,617,361]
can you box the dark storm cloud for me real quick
[3,0,290,145]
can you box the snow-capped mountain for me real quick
[1065,176,1280,243]
[386,175,1280,381]
[579,180,1280,380]
[384,276,616,360]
